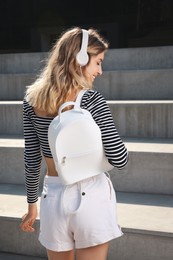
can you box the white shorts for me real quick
[38,173,123,252]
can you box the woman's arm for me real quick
[23,98,42,203]
[20,99,42,232]
[81,90,129,169]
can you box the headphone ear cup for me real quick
[76,29,89,66]
[76,51,89,66]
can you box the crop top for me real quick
[23,89,128,203]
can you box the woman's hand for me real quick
[20,203,38,232]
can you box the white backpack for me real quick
[48,90,114,185]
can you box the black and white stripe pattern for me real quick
[81,90,128,169]
[23,89,128,203]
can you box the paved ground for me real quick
[0,252,47,260]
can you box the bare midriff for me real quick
[44,156,59,177]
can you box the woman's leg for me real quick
[47,249,74,260]
[76,242,109,260]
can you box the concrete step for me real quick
[0,101,23,135]
[95,69,173,100]
[109,100,173,138]
[0,252,47,260]
[0,135,46,185]
[103,45,173,71]
[0,184,46,258]
[111,137,173,195]
[0,184,173,260]
[1,101,173,138]
[1,69,173,101]
[0,74,36,100]
[0,136,173,195]
[0,52,47,74]
[0,46,173,74]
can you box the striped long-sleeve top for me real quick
[23,89,128,203]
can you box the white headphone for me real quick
[76,29,89,66]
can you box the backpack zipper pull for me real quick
[61,156,66,165]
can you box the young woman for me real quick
[20,27,128,260]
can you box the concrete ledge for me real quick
[108,231,173,260]
[109,100,173,138]
[0,135,46,185]
[1,46,173,74]
[0,102,23,135]
[111,138,173,195]
[0,253,47,260]
[1,68,173,101]
[0,185,173,260]
[95,69,173,100]
[116,191,173,235]
[1,101,173,138]
[0,217,47,258]
[103,45,173,71]
[0,74,36,100]
[0,53,47,74]
[0,137,173,194]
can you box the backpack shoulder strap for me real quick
[74,89,87,108]
[58,89,87,114]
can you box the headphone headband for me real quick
[76,29,89,66]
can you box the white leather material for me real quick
[48,90,114,185]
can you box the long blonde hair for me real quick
[25,27,109,115]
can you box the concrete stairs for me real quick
[0,253,46,260]
[0,46,173,260]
